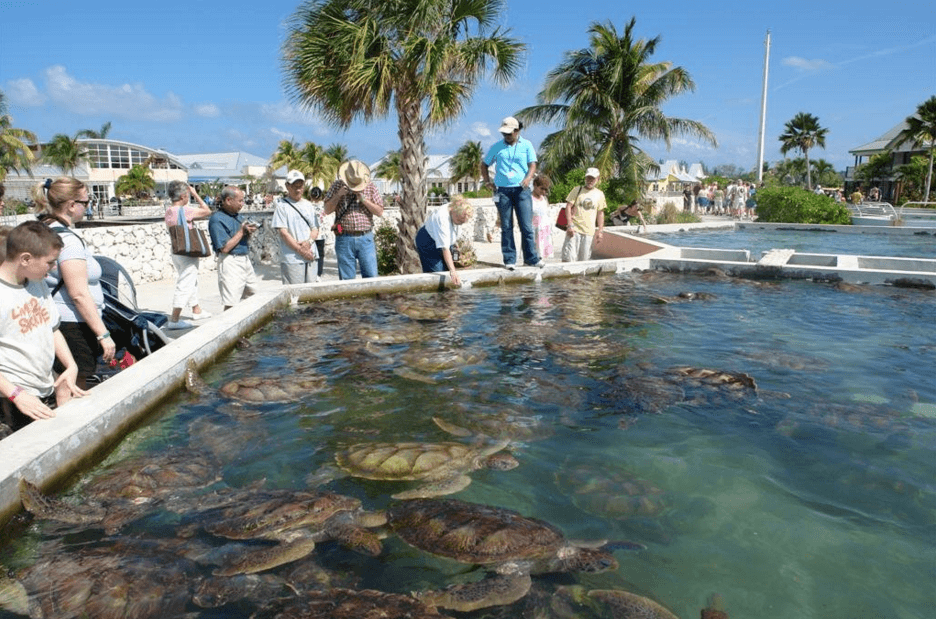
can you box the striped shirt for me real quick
[325,180,384,233]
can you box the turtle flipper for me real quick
[415,570,532,612]
[184,358,211,396]
[212,537,316,576]
[326,523,383,556]
[19,479,106,525]
[392,474,472,499]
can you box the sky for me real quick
[1,0,934,174]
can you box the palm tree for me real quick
[517,18,715,191]
[300,141,340,185]
[76,121,112,140]
[282,0,525,273]
[325,143,349,165]
[374,150,402,185]
[449,140,484,191]
[0,90,38,180]
[42,133,89,174]
[894,95,936,203]
[810,158,840,188]
[269,139,304,176]
[114,164,155,198]
[778,112,827,191]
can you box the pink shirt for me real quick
[165,205,198,228]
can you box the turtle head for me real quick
[555,545,618,573]
[484,452,519,471]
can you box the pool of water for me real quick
[646,227,935,260]
[2,274,935,618]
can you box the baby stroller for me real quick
[89,256,171,384]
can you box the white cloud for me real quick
[467,121,492,140]
[194,103,220,117]
[5,78,46,107]
[781,57,834,72]
[43,65,184,122]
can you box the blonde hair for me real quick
[31,177,86,217]
[448,195,473,220]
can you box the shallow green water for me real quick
[2,273,934,618]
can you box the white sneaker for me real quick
[534,260,546,269]
[165,320,194,330]
[192,310,212,320]
[505,264,516,271]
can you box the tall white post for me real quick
[756,30,771,183]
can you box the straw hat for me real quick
[338,160,371,192]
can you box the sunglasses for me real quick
[73,199,91,207]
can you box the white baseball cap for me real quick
[286,169,306,184]
[585,167,600,178]
[499,116,520,133]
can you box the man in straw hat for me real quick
[480,116,544,270]
[324,159,385,280]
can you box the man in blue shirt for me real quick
[208,186,259,310]
[481,116,544,270]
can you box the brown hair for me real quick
[31,177,86,218]
[5,220,64,261]
[533,175,552,191]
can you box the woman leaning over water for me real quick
[416,195,473,287]
[35,177,114,389]
[165,180,212,329]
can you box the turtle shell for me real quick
[336,442,482,481]
[388,498,566,565]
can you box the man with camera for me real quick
[324,160,384,280]
[208,185,259,310]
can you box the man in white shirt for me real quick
[272,170,320,284]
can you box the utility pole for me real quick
[756,30,771,183]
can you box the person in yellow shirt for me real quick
[561,168,606,262]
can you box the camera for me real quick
[246,219,262,228]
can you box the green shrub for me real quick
[754,186,850,224]
[374,219,400,276]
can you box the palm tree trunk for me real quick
[925,149,934,203]
[804,150,812,191]
[396,96,427,274]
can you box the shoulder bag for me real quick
[169,206,211,258]
[555,186,582,231]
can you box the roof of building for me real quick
[646,160,705,182]
[849,117,932,157]
[174,151,270,182]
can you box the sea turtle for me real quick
[666,366,758,405]
[431,411,554,443]
[555,458,668,521]
[19,447,221,533]
[393,299,456,322]
[178,487,386,576]
[399,347,486,373]
[558,586,681,619]
[0,538,201,619]
[546,339,627,363]
[250,588,455,619]
[332,438,519,499]
[184,358,326,403]
[353,323,427,344]
[651,291,718,304]
[387,498,632,612]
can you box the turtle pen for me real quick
[1,243,934,618]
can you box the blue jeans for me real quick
[495,185,540,266]
[416,226,445,273]
[335,231,378,280]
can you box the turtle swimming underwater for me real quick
[178,487,386,576]
[184,358,326,402]
[19,447,221,533]
[387,498,633,612]
[250,587,456,619]
[333,439,519,499]
[0,538,201,619]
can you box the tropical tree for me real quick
[894,95,936,203]
[300,141,340,185]
[114,164,155,198]
[810,158,841,188]
[449,140,483,191]
[778,112,827,191]
[374,150,402,183]
[269,139,304,175]
[42,133,89,174]
[282,0,525,273]
[0,90,38,180]
[325,143,349,165]
[516,18,716,192]
[895,155,928,204]
[855,152,892,190]
[76,121,112,140]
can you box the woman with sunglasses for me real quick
[34,177,114,389]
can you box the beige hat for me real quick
[285,169,305,184]
[585,167,600,178]
[499,116,520,133]
[338,160,371,192]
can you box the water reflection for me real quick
[3,272,935,618]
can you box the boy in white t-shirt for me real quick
[0,221,86,433]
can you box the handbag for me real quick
[169,206,211,258]
[555,186,582,230]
